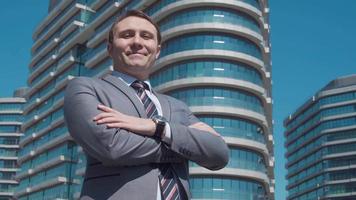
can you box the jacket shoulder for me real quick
[67,76,104,85]
[158,93,188,108]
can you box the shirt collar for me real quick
[112,71,152,92]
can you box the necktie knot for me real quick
[131,80,149,91]
[131,80,158,118]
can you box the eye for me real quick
[119,31,134,38]
[141,32,154,40]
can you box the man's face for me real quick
[108,16,161,80]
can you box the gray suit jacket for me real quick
[63,74,229,200]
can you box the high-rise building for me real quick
[0,88,26,199]
[16,0,274,199]
[284,74,356,200]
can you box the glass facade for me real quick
[150,59,263,87]
[158,7,261,33]
[199,116,266,144]
[160,32,262,59]
[285,75,356,200]
[168,87,265,114]
[148,0,273,199]
[0,95,25,199]
[17,0,273,199]
[190,176,265,200]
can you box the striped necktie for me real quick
[131,80,158,118]
[131,80,183,200]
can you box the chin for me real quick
[128,63,147,68]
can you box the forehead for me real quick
[114,16,157,34]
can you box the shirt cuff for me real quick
[161,122,172,144]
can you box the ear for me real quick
[155,45,161,59]
[107,43,113,57]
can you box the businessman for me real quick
[64,10,229,200]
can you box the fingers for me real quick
[95,116,122,124]
[189,122,207,129]
[94,105,125,121]
[93,112,114,121]
[97,104,115,112]
[106,123,122,128]
[189,122,220,136]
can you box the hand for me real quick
[189,122,221,136]
[93,104,156,136]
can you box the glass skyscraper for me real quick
[285,74,356,200]
[0,89,26,199]
[16,0,274,199]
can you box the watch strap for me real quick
[152,116,167,139]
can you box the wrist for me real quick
[151,115,167,139]
[148,119,156,136]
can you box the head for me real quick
[107,10,161,80]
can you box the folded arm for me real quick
[167,98,230,170]
[63,77,184,166]
[93,94,230,170]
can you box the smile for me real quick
[126,52,148,56]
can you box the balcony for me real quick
[33,0,74,40]
[16,155,73,180]
[18,133,71,164]
[87,1,121,32]
[26,72,55,99]
[89,0,108,10]
[82,57,112,77]
[20,115,65,149]
[61,20,83,42]
[28,54,57,85]
[86,17,113,48]
[85,46,108,68]
[57,23,83,53]
[57,51,77,74]
[24,76,71,116]
[30,39,58,69]
[22,102,63,132]
[14,176,70,198]
[29,65,56,87]
[31,2,80,66]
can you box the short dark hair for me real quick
[107,10,161,44]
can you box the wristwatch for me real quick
[152,115,167,139]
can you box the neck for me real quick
[114,68,149,81]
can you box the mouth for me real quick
[126,52,148,56]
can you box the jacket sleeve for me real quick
[166,97,230,170]
[64,77,184,166]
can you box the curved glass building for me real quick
[285,74,356,200]
[17,0,274,199]
[149,1,274,199]
[0,89,26,199]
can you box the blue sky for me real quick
[270,1,355,199]
[0,1,355,200]
[0,2,48,97]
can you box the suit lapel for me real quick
[155,93,171,121]
[102,74,147,118]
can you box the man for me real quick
[64,10,229,200]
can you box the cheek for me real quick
[146,42,159,52]
[113,40,128,51]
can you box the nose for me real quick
[131,34,143,49]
